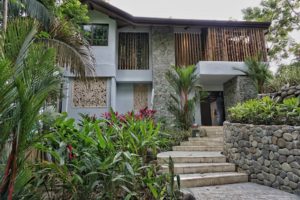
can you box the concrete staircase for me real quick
[157,126,248,188]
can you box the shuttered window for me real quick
[175,33,202,67]
[118,32,149,70]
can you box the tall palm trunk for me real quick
[2,0,8,31]
[0,132,18,200]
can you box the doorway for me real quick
[200,91,225,126]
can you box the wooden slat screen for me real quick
[118,32,149,70]
[175,32,202,67]
[203,27,267,61]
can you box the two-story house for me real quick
[61,0,270,125]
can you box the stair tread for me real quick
[179,172,248,180]
[157,151,224,158]
[161,163,235,168]
[172,146,223,151]
[185,139,223,141]
[175,145,223,147]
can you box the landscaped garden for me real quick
[1,0,300,199]
[0,1,185,199]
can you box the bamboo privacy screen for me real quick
[203,27,267,61]
[118,32,149,70]
[175,32,202,67]
[175,28,267,66]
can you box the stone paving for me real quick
[183,183,300,200]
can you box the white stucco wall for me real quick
[89,11,117,77]
[116,83,152,114]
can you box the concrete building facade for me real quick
[62,0,270,125]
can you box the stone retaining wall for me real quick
[224,122,300,195]
[259,84,300,102]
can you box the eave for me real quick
[84,0,271,29]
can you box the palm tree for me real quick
[3,0,95,77]
[0,18,61,199]
[166,65,205,130]
[235,53,272,93]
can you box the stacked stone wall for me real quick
[224,122,300,195]
[151,27,175,125]
[259,84,300,102]
[223,76,257,119]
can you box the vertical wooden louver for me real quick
[203,28,267,61]
[175,32,202,67]
[118,32,149,70]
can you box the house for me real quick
[61,0,270,125]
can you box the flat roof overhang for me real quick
[196,61,248,86]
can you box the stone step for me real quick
[172,146,223,151]
[179,172,248,188]
[188,137,223,142]
[200,126,223,129]
[160,163,236,174]
[181,141,223,146]
[157,151,226,164]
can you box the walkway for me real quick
[183,183,300,200]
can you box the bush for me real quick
[265,63,300,92]
[16,110,180,200]
[228,97,300,125]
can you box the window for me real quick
[118,32,149,70]
[82,24,109,46]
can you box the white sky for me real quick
[109,0,262,20]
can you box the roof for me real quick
[84,0,271,29]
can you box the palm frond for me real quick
[1,18,37,64]
[46,19,95,77]
[235,53,272,93]
[21,0,53,28]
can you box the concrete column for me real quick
[110,77,117,110]
[61,78,71,113]
[194,99,202,125]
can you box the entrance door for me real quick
[201,92,225,126]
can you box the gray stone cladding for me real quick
[223,76,257,119]
[151,27,175,125]
[224,122,300,195]
[259,84,300,102]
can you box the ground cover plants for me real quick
[228,97,300,125]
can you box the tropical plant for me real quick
[228,96,300,125]
[235,53,272,93]
[3,0,94,77]
[265,62,300,92]
[17,111,179,199]
[166,65,205,130]
[0,18,61,199]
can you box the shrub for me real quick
[16,111,179,200]
[265,63,300,92]
[228,97,300,125]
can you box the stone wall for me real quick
[151,27,175,124]
[223,76,257,119]
[224,122,300,194]
[259,84,300,102]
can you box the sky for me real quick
[109,0,262,20]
